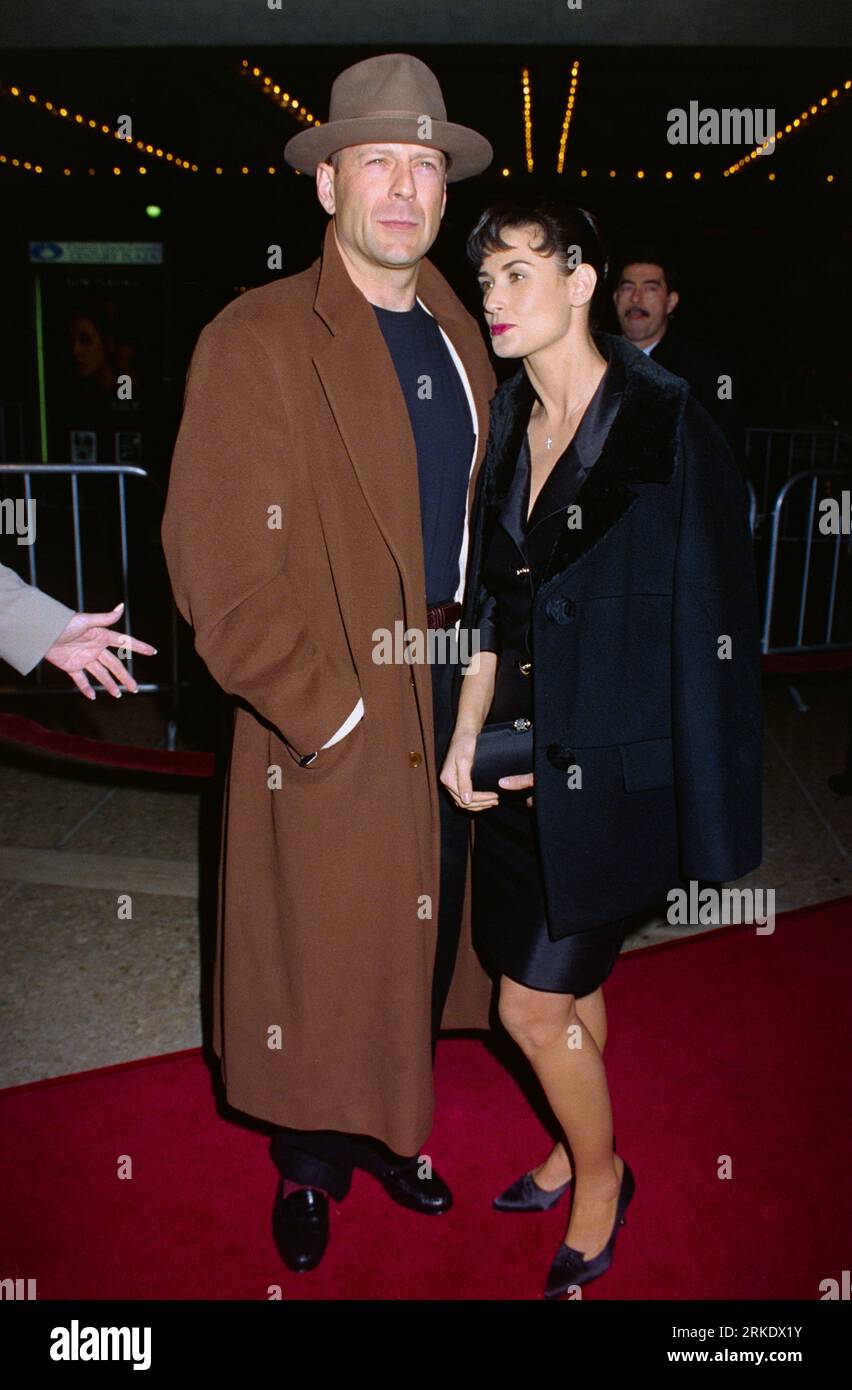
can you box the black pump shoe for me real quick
[272,1182,329,1272]
[544,1158,635,1297]
[493,1133,616,1213]
[493,1170,572,1212]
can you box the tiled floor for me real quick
[0,674,850,1087]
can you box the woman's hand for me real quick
[498,771,535,807]
[440,731,500,812]
[44,602,157,699]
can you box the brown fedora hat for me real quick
[284,53,493,183]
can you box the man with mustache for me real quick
[613,248,744,459]
[162,53,497,1273]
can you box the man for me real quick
[612,248,744,459]
[161,53,496,1274]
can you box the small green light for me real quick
[145,204,162,219]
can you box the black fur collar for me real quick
[480,331,690,591]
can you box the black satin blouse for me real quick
[476,347,626,725]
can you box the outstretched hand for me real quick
[44,602,157,699]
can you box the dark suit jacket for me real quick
[461,331,763,938]
[649,326,745,462]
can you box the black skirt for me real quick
[472,789,634,996]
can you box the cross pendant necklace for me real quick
[542,382,598,451]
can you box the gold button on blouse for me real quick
[408,750,423,767]
[518,660,532,675]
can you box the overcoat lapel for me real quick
[312,225,427,614]
[311,221,493,777]
[312,219,491,610]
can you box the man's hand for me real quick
[440,730,500,812]
[498,771,535,807]
[44,602,157,699]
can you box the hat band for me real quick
[327,107,447,125]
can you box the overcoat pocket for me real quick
[619,737,674,792]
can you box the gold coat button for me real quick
[408,750,423,767]
[517,660,532,675]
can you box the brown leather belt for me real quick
[425,600,462,630]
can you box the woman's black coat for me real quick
[458,331,763,938]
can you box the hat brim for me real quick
[284,115,493,183]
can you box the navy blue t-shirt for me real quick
[372,300,474,609]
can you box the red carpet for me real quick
[1,898,850,1300]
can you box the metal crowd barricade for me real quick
[761,469,852,656]
[745,426,852,523]
[2,452,850,740]
[758,467,852,711]
[746,478,757,537]
[0,463,180,748]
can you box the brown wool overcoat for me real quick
[162,219,497,1155]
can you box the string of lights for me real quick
[239,59,321,129]
[0,78,199,170]
[0,153,44,173]
[556,60,580,174]
[0,156,840,182]
[574,166,837,182]
[522,67,533,174]
[0,69,844,182]
[724,76,850,175]
[0,159,298,177]
[0,157,153,175]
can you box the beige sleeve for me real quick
[0,561,75,676]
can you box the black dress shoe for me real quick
[369,1156,453,1214]
[272,1182,329,1272]
[544,1158,635,1298]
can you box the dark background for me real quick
[1,39,850,476]
[0,4,848,745]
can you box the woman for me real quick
[440,197,763,1297]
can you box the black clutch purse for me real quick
[470,717,534,792]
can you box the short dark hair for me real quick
[611,247,678,295]
[466,196,609,325]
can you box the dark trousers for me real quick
[269,654,470,1201]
